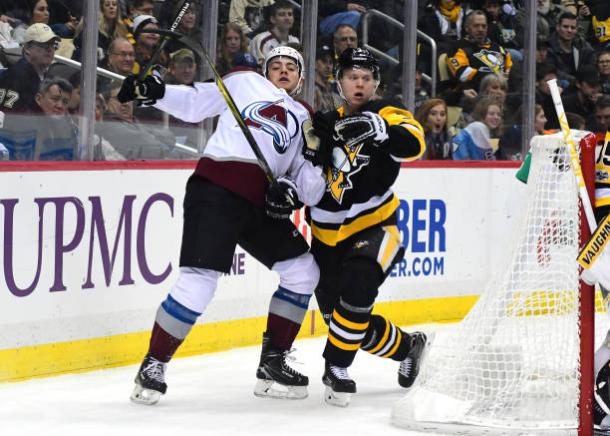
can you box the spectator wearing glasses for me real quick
[106,37,136,76]
[0,23,59,114]
[597,50,610,95]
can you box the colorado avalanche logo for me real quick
[241,100,299,154]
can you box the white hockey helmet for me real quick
[263,46,304,95]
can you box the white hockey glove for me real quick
[265,176,303,220]
[581,250,610,290]
[334,111,389,148]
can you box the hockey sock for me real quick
[148,294,201,362]
[266,286,311,350]
[361,314,408,361]
[323,298,372,367]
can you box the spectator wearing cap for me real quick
[596,50,610,95]
[73,0,129,63]
[216,22,250,76]
[546,12,595,90]
[314,44,339,112]
[562,66,602,130]
[166,49,197,86]
[249,0,300,66]
[0,23,59,114]
[131,14,164,76]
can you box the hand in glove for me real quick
[117,75,166,106]
[265,176,303,220]
[302,111,334,167]
[334,111,389,148]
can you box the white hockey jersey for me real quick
[154,71,324,207]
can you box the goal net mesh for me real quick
[392,134,606,433]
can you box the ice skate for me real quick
[254,332,308,400]
[322,362,356,407]
[130,354,167,405]
[398,331,429,388]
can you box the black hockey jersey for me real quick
[308,99,425,247]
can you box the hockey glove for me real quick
[117,75,166,106]
[303,112,334,167]
[581,250,610,290]
[265,177,303,220]
[334,111,389,148]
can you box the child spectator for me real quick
[452,96,503,160]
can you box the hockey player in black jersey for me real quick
[303,47,429,406]
[117,46,325,405]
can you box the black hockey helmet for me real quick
[335,47,380,81]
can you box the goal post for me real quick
[392,132,601,435]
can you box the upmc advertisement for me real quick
[0,161,524,381]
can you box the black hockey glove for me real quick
[117,75,165,106]
[265,176,303,220]
[334,111,389,148]
[302,112,334,167]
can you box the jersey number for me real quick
[0,89,19,109]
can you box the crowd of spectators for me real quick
[0,0,608,161]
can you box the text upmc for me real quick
[390,199,446,278]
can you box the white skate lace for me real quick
[330,365,351,380]
[143,359,166,383]
[399,358,412,377]
[280,348,304,375]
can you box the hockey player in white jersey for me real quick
[117,46,325,404]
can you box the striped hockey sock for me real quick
[361,314,409,361]
[149,294,201,362]
[266,286,311,350]
[323,298,371,367]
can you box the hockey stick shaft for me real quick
[547,79,597,232]
[192,40,276,184]
[137,0,192,81]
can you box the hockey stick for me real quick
[169,33,276,184]
[547,79,597,234]
[137,0,192,81]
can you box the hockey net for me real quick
[392,133,605,434]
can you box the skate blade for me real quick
[130,383,162,405]
[253,379,308,400]
[324,386,351,407]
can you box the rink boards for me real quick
[0,160,523,382]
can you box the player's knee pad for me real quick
[272,252,319,295]
[169,266,221,314]
[339,258,381,308]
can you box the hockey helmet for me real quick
[335,47,380,82]
[263,46,304,95]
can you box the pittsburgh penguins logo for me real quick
[242,100,300,154]
[473,49,506,75]
[326,143,370,203]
